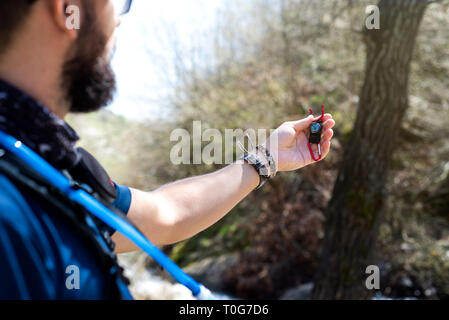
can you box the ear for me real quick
[49,0,80,39]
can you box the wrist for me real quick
[240,146,277,190]
[261,139,279,172]
[237,159,262,189]
[237,133,277,190]
[240,153,267,190]
[255,145,277,177]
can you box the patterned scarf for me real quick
[0,79,80,170]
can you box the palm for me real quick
[275,126,312,171]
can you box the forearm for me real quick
[113,160,260,252]
[152,160,259,244]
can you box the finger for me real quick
[322,128,334,141]
[291,115,314,131]
[312,113,333,122]
[310,142,319,154]
[320,113,333,122]
[323,119,335,131]
[320,140,331,159]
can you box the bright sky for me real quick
[109,0,224,120]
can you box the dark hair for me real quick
[0,0,36,56]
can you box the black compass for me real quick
[309,120,323,144]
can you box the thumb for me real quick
[291,115,314,132]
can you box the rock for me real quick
[118,252,196,300]
[130,272,197,300]
[399,276,414,288]
[280,283,314,300]
[117,252,237,300]
[183,254,238,293]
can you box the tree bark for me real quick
[312,0,428,299]
[428,174,449,218]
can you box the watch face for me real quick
[310,122,322,134]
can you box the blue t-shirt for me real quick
[0,174,133,300]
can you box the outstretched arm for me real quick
[112,114,335,253]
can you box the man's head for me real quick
[0,0,129,116]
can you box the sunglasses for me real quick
[112,0,133,16]
[28,0,134,16]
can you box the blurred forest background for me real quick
[69,0,449,299]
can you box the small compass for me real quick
[309,119,323,144]
[307,105,325,162]
[310,122,322,134]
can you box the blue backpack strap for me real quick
[0,153,133,300]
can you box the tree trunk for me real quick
[312,0,428,299]
[428,174,449,218]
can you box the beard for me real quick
[61,5,116,113]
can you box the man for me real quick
[0,0,335,299]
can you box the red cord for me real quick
[307,142,322,161]
[309,105,324,121]
[307,105,324,162]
